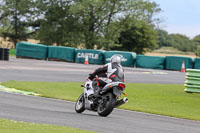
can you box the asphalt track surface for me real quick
[0,57,185,84]
[1,57,200,133]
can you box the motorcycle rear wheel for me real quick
[75,93,85,113]
[97,93,116,117]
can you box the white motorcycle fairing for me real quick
[75,77,128,117]
[83,79,125,110]
[84,79,95,110]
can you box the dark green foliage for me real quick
[193,35,200,56]
[117,20,158,54]
[30,0,161,50]
[0,0,40,48]
[156,29,197,53]
[170,34,195,52]
[35,0,80,46]
[195,45,200,57]
[157,29,172,47]
[1,0,161,52]
[193,35,200,44]
[169,34,195,52]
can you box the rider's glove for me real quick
[88,73,95,80]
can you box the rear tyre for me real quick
[75,93,85,113]
[97,93,116,117]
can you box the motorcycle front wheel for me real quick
[75,93,85,113]
[97,93,117,117]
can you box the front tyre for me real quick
[97,93,116,117]
[75,93,85,113]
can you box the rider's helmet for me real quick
[110,54,122,64]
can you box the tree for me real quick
[193,35,200,42]
[69,0,125,49]
[34,0,81,46]
[192,35,200,56]
[117,20,158,54]
[195,45,200,57]
[0,0,39,48]
[68,0,161,50]
[156,29,173,48]
[192,35,200,46]
[169,34,195,52]
[0,0,161,51]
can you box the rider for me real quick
[88,54,125,95]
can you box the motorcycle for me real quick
[75,76,128,117]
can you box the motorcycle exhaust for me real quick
[115,97,128,108]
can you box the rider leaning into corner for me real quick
[88,54,125,95]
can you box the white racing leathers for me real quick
[92,62,124,83]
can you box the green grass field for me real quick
[9,49,16,56]
[1,81,200,121]
[0,119,95,133]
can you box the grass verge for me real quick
[1,81,200,121]
[9,49,16,56]
[0,119,95,133]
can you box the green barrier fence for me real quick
[104,51,136,67]
[136,55,165,70]
[184,69,200,93]
[165,56,194,71]
[48,46,75,62]
[194,58,200,69]
[16,42,48,60]
[75,49,104,65]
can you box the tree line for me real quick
[157,29,200,55]
[0,0,200,55]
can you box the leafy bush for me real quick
[195,45,200,57]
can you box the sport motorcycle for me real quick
[75,76,128,117]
